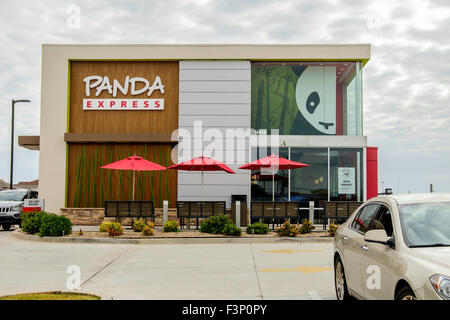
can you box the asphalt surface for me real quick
[0,228,336,300]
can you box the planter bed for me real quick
[67,229,331,239]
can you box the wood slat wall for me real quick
[67,61,179,208]
[67,144,177,208]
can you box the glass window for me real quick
[250,147,289,201]
[372,205,394,237]
[351,204,379,234]
[251,62,362,136]
[399,202,450,247]
[330,148,363,202]
[249,147,365,206]
[289,148,328,205]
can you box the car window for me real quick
[0,190,28,201]
[399,202,450,247]
[351,204,380,234]
[372,205,394,237]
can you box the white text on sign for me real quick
[83,99,164,110]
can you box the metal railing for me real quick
[323,201,363,229]
[250,201,310,229]
[104,200,155,223]
[176,201,226,229]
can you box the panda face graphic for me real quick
[295,66,336,135]
[343,168,351,177]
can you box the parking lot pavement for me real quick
[0,230,336,300]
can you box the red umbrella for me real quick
[101,155,166,200]
[239,155,309,201]
[168,156,235,201]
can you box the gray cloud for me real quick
[0,0,449,194]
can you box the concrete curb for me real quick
[12,229,334,245]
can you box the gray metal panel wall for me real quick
[178,61,251,208]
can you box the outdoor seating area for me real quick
[64,152,362,233]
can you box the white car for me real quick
[333,193,450,300]
[0,189,38,231]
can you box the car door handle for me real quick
[361,245,368,251]
[343,236,348,241]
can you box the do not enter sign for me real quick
[23,199,45,212]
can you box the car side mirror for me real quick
[364,229,391,245]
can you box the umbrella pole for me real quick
[201,170,204,202]
[272,168,275,202]
[132,170,135,201]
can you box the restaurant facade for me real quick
[21,44,377,213]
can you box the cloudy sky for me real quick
[0,0,449,194]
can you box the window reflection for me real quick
[250,147,364,204]
[330,148,363,201]
[250,147,289,201]
[290,148,328,206]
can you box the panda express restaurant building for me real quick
[21,44,378,215]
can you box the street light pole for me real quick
[10,99,31,189]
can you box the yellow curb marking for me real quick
[261,249,323,254]
[260,266,333,274]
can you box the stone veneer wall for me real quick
[60,208,178,226]
[60,208,248,227]
[60,208,105,225]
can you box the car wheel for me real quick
[2,224,12,231]
[335,257,351,300]
[396,286,416,300]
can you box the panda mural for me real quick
[291,66,337,135]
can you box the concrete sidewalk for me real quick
[0,230,336,300]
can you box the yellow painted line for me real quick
[260,266,333,274]
[261,249,323,254]
[262,249,295,254]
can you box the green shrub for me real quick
[246,222,269,235]
[99,221,112,233]
[223,223,241,236]
[163,221,179,232]
[328,223,339,237]
[275,221,299,237]
[107,222,123,237]
[39,214,73,237]
[300,219,315,234]
[142,225,154,236]
[132,220,147,232]
[200,215,232,234]
[21,211,48,234]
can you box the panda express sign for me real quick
[82,75,165,110]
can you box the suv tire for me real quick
[2,224,12,231]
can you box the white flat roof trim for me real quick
[43,44,370,62]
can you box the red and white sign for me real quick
[83,99,164,110]
[82,75,165,111]
[23,199,45,213]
